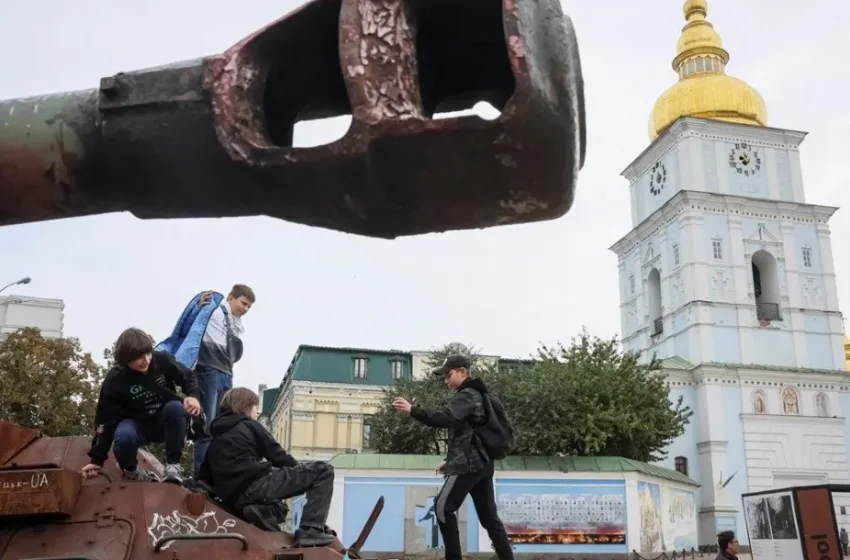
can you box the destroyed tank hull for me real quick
[0,421,383,560]
[0,0,586,239]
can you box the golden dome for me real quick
[649,0,768,140]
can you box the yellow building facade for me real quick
[264,345,505,459]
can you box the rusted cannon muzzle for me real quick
[0,0,585,239]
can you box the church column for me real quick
[779,221,809,367]
[695,375,737,539]
[816,221,840,311]
[681,211,711,363]
[815,220,846,367]
[727,215,746,305]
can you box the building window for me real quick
[391,359,404,380]
[629,274,635,295]
[648,268,663,336]
[674,456,688,476]
[673,244,680,266]
[362,420,372,449]
[712,238,723,260]
[802,246,812,268]
[353,357,367,379]
[841,506,847,516]
[752,250,782,321]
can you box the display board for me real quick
[743,490,804,560]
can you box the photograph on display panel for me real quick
[743,490,804,560]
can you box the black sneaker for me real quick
[242,504,283,532]
[294,527,336,548]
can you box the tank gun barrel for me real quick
[0,0,585,239]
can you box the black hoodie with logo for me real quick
[199,411,299,506]
[87,351,203,466]
[410,377,490,475]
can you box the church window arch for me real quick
[815,393,830,417]
[752,250,782,321]
[781,387,799,415]
[752,390,767,414]
[648,268,663,336]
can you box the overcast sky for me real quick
[1,0,848,392]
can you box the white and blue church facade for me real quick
[610,0,850,546]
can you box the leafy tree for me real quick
[0,327,103,436]
[369,332,692,463]
[369,343,490,454]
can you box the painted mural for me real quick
[342,476,476,554]
[637,481,664,552]
[495,478,627,554]
[662,488,697,550]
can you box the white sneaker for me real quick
[163,463,183,485]
[122,467,160,482]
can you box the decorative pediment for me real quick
[745,222,780,243]
[642,243,661,268]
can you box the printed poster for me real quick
[744,491,805,560]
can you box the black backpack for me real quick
[473,391,516,460]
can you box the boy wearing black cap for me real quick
[393,355,515,560]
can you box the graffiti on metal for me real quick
[0,472,49,491]
[147,509,237,550]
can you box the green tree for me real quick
[369,332,692,463]
[369,343,492,454]
[0,327,104,436]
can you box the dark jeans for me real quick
[192,366,233,474]
[113,400,187,469]
[235,461,335,531]
[435,461,514,560]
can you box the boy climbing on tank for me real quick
[80,327,204,485]
[198,387,338,547]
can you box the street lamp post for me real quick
[0,276,31,295]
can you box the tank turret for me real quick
[0,0,585,239]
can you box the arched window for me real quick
[648,268,663,336]
[674,456,689,476]
[752,250,782,321]
[753,390,767,414]
[816,393,830,417]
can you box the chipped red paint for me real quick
[0,0,585,238]
[0,420,381,560]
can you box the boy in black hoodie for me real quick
[80,327,204,485]
[199,387,337,547]
[392,355,515,560]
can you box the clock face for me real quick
[729,142,761,176]
[649,161,667,196]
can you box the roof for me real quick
[330,454,698,487]
[260,388,279,417]
[297,344,411,357]
[661,356,695,370]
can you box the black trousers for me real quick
[235,461,334,531]
[434,461,514,560]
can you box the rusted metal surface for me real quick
[0,468,81,517]
[0,422,40,465]
[0,0,585,239]
[0,420,384,560]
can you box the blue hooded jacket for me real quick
[156,291,225,369]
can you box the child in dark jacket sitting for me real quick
[199,387,337,547]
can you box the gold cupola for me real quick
[649,0,768,140]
